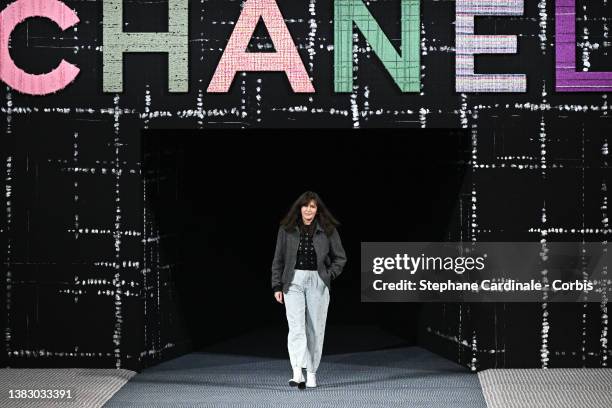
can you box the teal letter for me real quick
[334,0,420,92]
[103,0,188,92]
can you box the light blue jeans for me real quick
[284,269,330,374]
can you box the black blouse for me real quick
[296,221,317,270]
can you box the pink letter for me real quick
[207,0,314,93]
[0,0,79,95]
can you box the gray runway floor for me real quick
[104,345,487,407]
[0,368,134,408]
[478,368,612,408]
[6,326,608,407]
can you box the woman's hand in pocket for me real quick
[274,291,284,304]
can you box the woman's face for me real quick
[301,200,318,224]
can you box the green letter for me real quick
[103,0,188,92]
[334,0,420,92]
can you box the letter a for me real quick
[207,0,314,93]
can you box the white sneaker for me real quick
[289,368,305,389]
[306,372,317,388]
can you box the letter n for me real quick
[334,0,420,93]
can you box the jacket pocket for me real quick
[324,255,331,268]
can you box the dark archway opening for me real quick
[142,128,469,358]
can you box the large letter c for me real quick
[0,0,80,95]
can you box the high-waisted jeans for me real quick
[284,269,330,374]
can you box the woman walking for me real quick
[271,191,347,389]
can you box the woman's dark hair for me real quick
[280,191,339,236]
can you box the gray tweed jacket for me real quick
[271,220,347,293]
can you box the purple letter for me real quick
[556,0,612,92]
